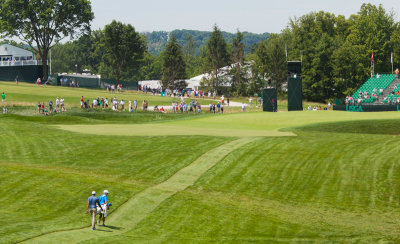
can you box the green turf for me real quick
[0,81,239,109]
[3,83,400,243]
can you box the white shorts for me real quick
[99,204,107,217]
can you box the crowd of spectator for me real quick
[37,97,66,115]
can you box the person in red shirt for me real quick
[80,96,84,108]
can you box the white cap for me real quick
[104,190,109,194]
[92,191,96,195]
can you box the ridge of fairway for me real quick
[56,123,296,137]
[23,137,258,243]
[54,111,400,138]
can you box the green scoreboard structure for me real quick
[287,61,303,111]
[262,88,277,112]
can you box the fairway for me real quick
[3,82,400,243]
[57,110,400,137]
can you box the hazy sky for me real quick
[91,0,400,34]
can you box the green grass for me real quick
[0,81,240,109]
[2,83,400,243]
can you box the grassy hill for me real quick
[2,82,400,243]
[142,29,269,56]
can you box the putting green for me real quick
[24,137,258,243]
[56,123,295,137]
[56,111,400,137]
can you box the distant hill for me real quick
[141,29,270,56]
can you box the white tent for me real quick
[0,44,34,61]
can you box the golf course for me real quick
[2,82,400,243]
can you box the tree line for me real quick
[1,1,399,101]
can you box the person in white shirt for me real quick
[134,99,138,112]
[129,100,132,112]
[55,97,60,112]
[241,103,245,112]
[120,99,125,111]
[60,98,65,111]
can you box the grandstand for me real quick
[352,74,398,104]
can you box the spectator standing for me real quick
[49,100,53,112]
[134,99,138,112]
[37,102,41,114]
[129,100,133,112]
[1,92,5,102]
[120,99,125,111]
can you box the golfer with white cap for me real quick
[86,191,103,230]
[98,190,109,226]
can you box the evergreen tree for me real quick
[161,35,186,90]
[231,30,246,95]
[204,25,231,93]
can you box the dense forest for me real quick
[143,30,269,56]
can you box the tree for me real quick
[184,34,196,78]
[0,0,94,79]
[161,35,186,89]
[204,25,231,93]
[102,20,146,82]
[231,30,246,95]
[289,11,341,101]
[347,4,396,73]
[332,43,369,97]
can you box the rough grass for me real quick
[0,81,242,109]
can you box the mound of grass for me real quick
[296,119,400,135]
[3,100,400,242]
[0,117,229,243]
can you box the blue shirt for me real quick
[99,194,108,205]
[88,196,99,209]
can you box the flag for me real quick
[371,53,374,64]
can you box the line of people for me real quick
[37,97,65,115]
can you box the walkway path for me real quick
[23,137,258,243]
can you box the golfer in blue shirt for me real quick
[98,190,109,226]
[86,191,102,230]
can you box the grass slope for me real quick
[0,116,229,243]
[2,83,400,243]
[27,137,257,243]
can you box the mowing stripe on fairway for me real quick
[23,137,258,243]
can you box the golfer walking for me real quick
[86,191,102,230]
[98,190,109,226]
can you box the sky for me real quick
[91,0,400,34]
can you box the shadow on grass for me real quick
[104,225,122,230]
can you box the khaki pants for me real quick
[90,208,97,229]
